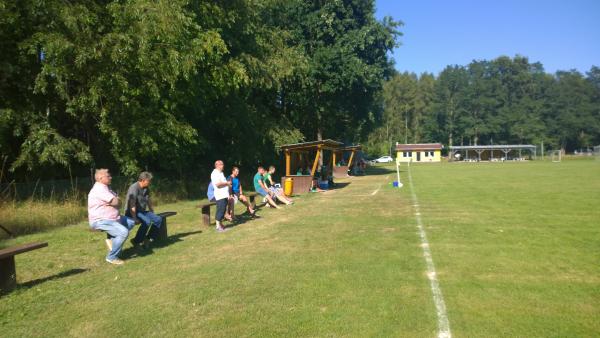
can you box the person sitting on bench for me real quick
[303,165,312,176]
[253,166,280,209]
[265,166,293,205]
[125,171,162,248]
[88,169,134,265]
[226,166,255,219]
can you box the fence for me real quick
[0,175,208,204]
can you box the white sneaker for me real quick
[105,258,124,265]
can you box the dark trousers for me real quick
[215,198,228,222]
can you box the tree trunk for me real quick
[317,128,323,167]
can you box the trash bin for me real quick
[284,177,293,196]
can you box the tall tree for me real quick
[280,0,401,143]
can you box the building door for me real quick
[417,151,421,161]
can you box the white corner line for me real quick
[407,167,452,338]
[371,184,381,196]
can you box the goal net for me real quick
[594,145,600,161]
[551,150,562,163]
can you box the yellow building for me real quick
[396,143,443,163]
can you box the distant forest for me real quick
[1,1,598,183]
[367,57,600,156]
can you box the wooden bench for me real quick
[155,211,177,241]
[88,211,177,241]
[0,242,48,294]
[199,192,261,226]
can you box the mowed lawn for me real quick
[0,168,436,337]
[1,159,599,337]
[407,158,600,337]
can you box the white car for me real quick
[373,155,394,163]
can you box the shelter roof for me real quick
[396,143,443,151]
[279,139,343,151]
[449,145,536,150]
[339,145,362,151]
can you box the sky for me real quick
[375,0,600,75]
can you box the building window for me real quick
[430,151,434,156]
[424,151,429,157]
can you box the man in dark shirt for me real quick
[125,171,162,247]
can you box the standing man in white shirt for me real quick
[211,160,232,232]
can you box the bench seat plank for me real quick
[1,241,48,295]
[0,242,48,260]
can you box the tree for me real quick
[279,0,401,143]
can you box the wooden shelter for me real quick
[279,140,343,194]
[333,145,362,178]
[449,144,537,161]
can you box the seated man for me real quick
[126,171,162,248]
[226,166,255,219]
[88,168,134,265]
[264,166,293,205]
[303,165,312,176]
[309,167,325,193]
[253,166,280,209]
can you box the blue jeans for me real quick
[256,187,268,197]
[133,211,162,244]
[91,216,134,261]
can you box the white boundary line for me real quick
[407,167,452,338]
[371,184,381,196]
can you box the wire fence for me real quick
[0,170,258,204]
[0,175,207,204]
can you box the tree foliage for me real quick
[0,0,399,180]
[368,56,600,154]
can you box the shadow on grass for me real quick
[365,165,396,175]
[333,182,351,190]
[120,230,203,259]
[19,267,89,290]
[222,209,263,229]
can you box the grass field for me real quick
[1,159,598,337]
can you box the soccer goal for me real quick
[594,145,600,161]
[551,150,562,163]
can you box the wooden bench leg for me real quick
[157,216,168,241]
[202,205,211,227]
[0,256,16,295]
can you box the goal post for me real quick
[551,150,562,163]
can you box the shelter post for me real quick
[311,146,321,176]
[348,150,355,168]
[285,150,291,176]
[332,151,336,167]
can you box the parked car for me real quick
[373,155,394,163]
